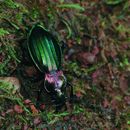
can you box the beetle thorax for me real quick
[45,71,66,95]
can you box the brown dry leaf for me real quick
[42,128,48,130]
[24,99,32,105]
[30,104,38,114]
[1,111,6,117]
[14,105,23,114]
[107,63,114,79]
[124,96,130,105]
[40,104,46,110]
[110,98,119,110]
[101,48,108,63]
[6,109,14,114]
[119,74,128,93]
[22,125,29,130]
[28,128,33,130]
[38,0,46,5]
[92,46,99,55]
[76,91,83,98]
[98,29,106,41]
[77,52,96,66]
[92,70,101,79]
[33,117,41,125]
[102,98,109,108]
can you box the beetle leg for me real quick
[66,82,74,102]
[67,82,79,103]
[36,80,45,107]
[60,40,67,53]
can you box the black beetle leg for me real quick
[36,80,45,107]
[67,82,79,103]
[60,40,67,52]
[66,82,74,102]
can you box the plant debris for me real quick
[0,0,130,129]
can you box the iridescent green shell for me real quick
[27,25,62,73]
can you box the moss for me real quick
[0,38,20,75]
[0,28,9,37]
[3,0,22,9]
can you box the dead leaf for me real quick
[101,48,108,63]
[71,115,78,122]
[22,125,28,130]
[119,74,128,93]
[92,70,101,79]
[6,109,14,114]
[24,99,32,105]
[77,52,96,65]
[76,91,82,98]
[33,117,41,125]
[124,96,130,105]
[14,105,23,114]
[1,111,5,117]
[92,46,99,55]
[63,116,70,121]
[110,99,118,110]
[40,104,46,110]
[30,104,38,114]
[98,30,106,41]
[102,99,109,108]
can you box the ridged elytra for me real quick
[27,25,62,73]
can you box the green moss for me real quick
[0,38,20,75]
[0,28,9,37]
[3,0,22,9]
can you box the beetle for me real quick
[27,25,73,110]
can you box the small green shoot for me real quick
[104,0,124,5]
[57,4,85,11]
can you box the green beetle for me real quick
[27,25,73,109]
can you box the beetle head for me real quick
[44,71,66,97]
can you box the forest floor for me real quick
[0,0,130,130]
